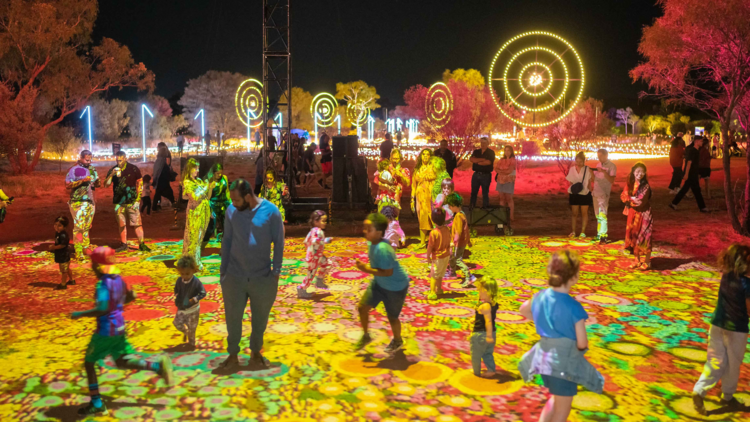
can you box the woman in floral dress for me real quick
[181,158,212,270]
[202,163,231,246]
[260,168,290,222]
[374,148,411,213]
[412,148,437,248]
[621,162,653,270]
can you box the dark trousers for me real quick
[153,184,175,209]
[669,166,683,190]
[672,176,706,209]
[140,197,152,215]
[470,172,492,208]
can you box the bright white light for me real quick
[529,73,543,86]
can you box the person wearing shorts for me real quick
[105,151,150,253]
[592,149,617,244]
[355,213,410,354]
[65,150,100,259]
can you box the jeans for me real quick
[220,272,279,355]
[153,185,175,209]
[693,325,748,400]
[140,197,152,215]
[672,176,706,209]
[470,331,496,375]
[669,166,683,190]
[450,246,471,281]
[470,172,492,208]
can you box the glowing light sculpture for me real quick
[346,103,370,128]
[79,105,93,151]
[235,78,264,129]
[334,115,341,135]
[367,116,375,142]
[425,82,453,128]
[311,92,338,141]
[194,109,205,150]
[141,104,154,163]
[488,31,585,127]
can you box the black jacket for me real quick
[174,276,207,310]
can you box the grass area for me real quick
[0,172,65,198]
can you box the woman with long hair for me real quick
[412,148,437,247]
[260,167,290,222]
[181,158,213,270]
[621,162,653,270]
[152,142,175,211]
[494,145,517,233]
[202,163,231,246]
[566,151,593,238]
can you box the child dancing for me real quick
[299,210,332,299]
[72,247,173,417]
[173,255,206,349]
[470,278,498,377]
[426,208,451,300]
[381,205,405,249]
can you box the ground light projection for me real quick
[489,31,585,127]
[425,82,453,129]
[0,235,741,421]
[235,79,265,129]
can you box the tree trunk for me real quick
[27,130,47,173]
[721,124,745,235]
[745,150,750,231]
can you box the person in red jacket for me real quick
[669,133,686,194]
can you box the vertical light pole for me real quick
[334,115,341,135]
[79,106,93,151]
[386,118,393,134]
[314,113,321,143]
[396,118,403,132]
[194,109,205,151]
[368,116,375,142]
[357,126,362,139]
[274,113,282,142]
[141,104,154,163]
[247,108,251,153]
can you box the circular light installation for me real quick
[425,82,453,129]
[235,78,264,128]
[489,31,585,127]
[311,93,338,127]
[346,103,370,127]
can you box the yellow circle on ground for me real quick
[670,396,726,420]
[606,342,651,356]
[495,311,526,322]
[328,284,353,292]
[670,347,707,362]
[572,391,615,411]
[438,395,473,407]
[542,241,566,247]
[436,416,463,422]
[395,362,453,385]
[448,370,524,396]
[330,355,388,378]
[584,295,621,305]
[435,307,474,317]
[359,401,387,412]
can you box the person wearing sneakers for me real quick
[104,151,151,253]
[670,136,709,213]
[592,149,617,244]
[72,246,173,417]
[668,133,686,194]
[566,151,594,239]
[65,150,100,259]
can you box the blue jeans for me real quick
[470,172,492,208]
[470,331,496,375]
[220,272,279,355]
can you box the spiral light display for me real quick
[489,31,585,127]
[346,103,370,127]
[310,93,338,127]
[234,78,264,128]
[425,82,453,129]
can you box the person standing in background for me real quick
[469,137,495,209]
[670,136,708,213]
[668,133,686,194]
[152,143,175,211]
[592,149,616,244]
[380,133,394,159]
[105,151,150,253]
[65,150,100,259]
[434,140,457,178]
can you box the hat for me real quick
[87,246,118,273]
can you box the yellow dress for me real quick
[413,164,437,231]
[182,178,211,269]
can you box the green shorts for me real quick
[85,333,136,363]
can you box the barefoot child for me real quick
[470,278,498,377]
[173,255,206,348]
[518,250,604,422]
[355,213,410,353]
[50,216,75,290]
[72,246,173,417]
[381,206,405,249]
[445,193,475,286]
[299,210,332,299]
[426,208,450,300]
[692,244,750,415]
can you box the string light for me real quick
[235,79,264,128]
[346,103,370,127]
[310,93,338,127]
[425,82,453,128]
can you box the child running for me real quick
[692,244,750,415]
[381,205,405,249]
[355,213,410,353]
[173,255,206,350]
[299,210,332,299]
[518,250,604,422]
[50,216,75,290]
[445,193,475,286]
[72,246,173,417]
[426,208,451,300]
[470,278,498,377]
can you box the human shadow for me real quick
[358,350,417,371]
[706,403,750,416]
[45,400,162,422]
[650,257,698,271]
[439,292,467,299]
[210,359,281,376]
[481,369,519,384]
[162,343,196,353]
[310,292,333,302]
[28,282,64,289]
[32,243,54,252]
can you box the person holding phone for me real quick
[565,152,593,238]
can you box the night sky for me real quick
[94,0,661,112]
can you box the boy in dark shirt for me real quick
[173,255,206,349]
[50,216,75,290]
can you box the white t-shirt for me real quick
[566,166,592,195]
[593,160,617,197]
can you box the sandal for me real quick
[627,262,640,270]
[638,262,651,271]
[579,233,587,239]
[569,232,576,238]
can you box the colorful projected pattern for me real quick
[311,93,339,127]
[235,78,265,128]
[0,236,744,421]
[425,82,453,129]
[489,31,585,127]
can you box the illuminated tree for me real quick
[642,114,667,134]
[551,98,607,175]
[179,70,248,137]
[442,68,485,89]
[278,87,313,131]
[44,125,78,172]
[631,0,750,234]
[88,98,130,143]
[0,0,154,173]
[126,96,186,143]
[335,81,380,129]
[615,108,633,134]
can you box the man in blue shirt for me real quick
[219,178,285,370]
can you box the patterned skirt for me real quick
[624,208,652,257]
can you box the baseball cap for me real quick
[87,246,118,273]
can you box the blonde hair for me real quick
[477,278,498,304]
[718,244,750,276]
[547,249,580,287]
[182,158,200,183]
[176,255,199,272]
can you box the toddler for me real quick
[470,278,498,377]
[433,178,455,225]
[140,174,152,215]
[50,216,75,290]
[173,255,206,349]
[381,206,405,249]
[299,210,332,299]
[426,207,451,300]
[445,193,475,286]
[519,250,604,422]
